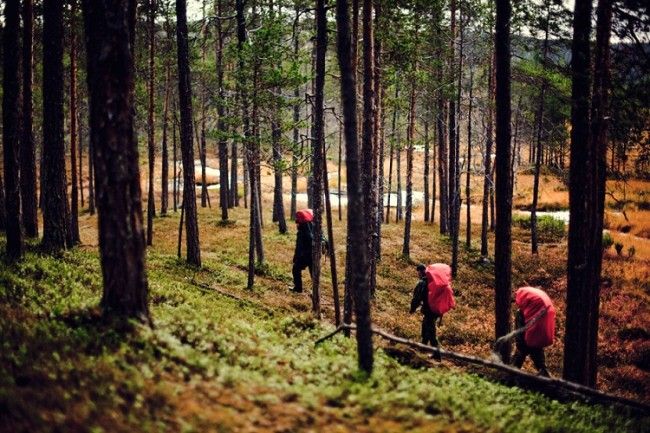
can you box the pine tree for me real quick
[176,0,201,266]
[3,0,24,261]
[21,0,38,239]
[42,0,69,253]
[81,0,149,319]
[494,0,513,362]
[335,0,373,374]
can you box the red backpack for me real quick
[425,264,456,316]
[296,209,314,224]
[515,287,556,348]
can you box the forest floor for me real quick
[1,180,649,432]
[1,159,649,432]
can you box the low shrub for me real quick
[513,214,565,243]
[602,231,614,250]
[615,242,624,256]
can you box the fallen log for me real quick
[316,323,650,415]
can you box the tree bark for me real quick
[402,80,416,258]
[362,0,376,294]
[335,0,373,374]
[448,0,458,245]
[146,0,156,246]
[585,0,613,388]
[88,124,95,215]
[374,0,384,260]
[69,0,81,245]
[435,4,449,234]
[466,67,474,249]
[0,174,6,231]
[173,105,179,212]
[81,0,149,319]
[494,0,513,362]
[531,2,551,255]
[3,0,23,261]
[385,78,399,224]
[290,5,300,219]
[424,120,430,223]
[311,0,327,318]
[21,0,38,239]
[176,0,201,266]
[216,0,229,221]
[161,63,171,217]
[42,0,69,253]
[481,56,494,257]
[451,3,464,277]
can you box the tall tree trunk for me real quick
[236,0,258,289]
[3,0,23,261]
[81,0,149,319]
[161,64,171,216]
[335,0,373,374]
[216,0,229,221]
[272,116,287,233]
[69,0,81,245]
[21,0,38,239]
[585,0,613,388]
[481,56,494,257]
[173,106,179,212]
[42,0,69,253]
[362,0,376,294]
[466,67,473,249]
[338,115,343,221]
[531,2,551,255]
[200,1,209,209]
[0,175,6,231]
[290,4,300,219]
[448,0,458,243]
[323,130,341,325]
[494,0,513,362]
[385,79,399,223]
[374,0,384,259]
[563,0,606,387]
[396,135,402,222]
[176,0,201,266]
[79,103,85,208]
[435,4,449,234]
[88,123,95,215]
[146,0,156,246]
[311,0,327,318]
[402,80,416,258]
[424,120,430,222]
[431,120,437,224]
[451,3,464,277]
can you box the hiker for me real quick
[409,263,456,360]
[511,286,556,377]
[291,209,314,293]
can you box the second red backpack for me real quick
[425,264,456,316]
[515,286,556,349]
[296,209,314,224]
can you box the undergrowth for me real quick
[0,242,647,433]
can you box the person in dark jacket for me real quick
[409,264,442,360]
[512,308,550,377]
[291,218,313,293]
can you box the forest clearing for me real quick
[1,0,649,432]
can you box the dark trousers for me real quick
[512,340,549,376]
[422,314,441,360]
[292,261,313,292]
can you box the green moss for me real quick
[0,242,646,433]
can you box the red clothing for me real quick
[515,287,556,348]
[425,264,456,316]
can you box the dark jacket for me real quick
[410,278,436,317]
[293,222,314,266]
